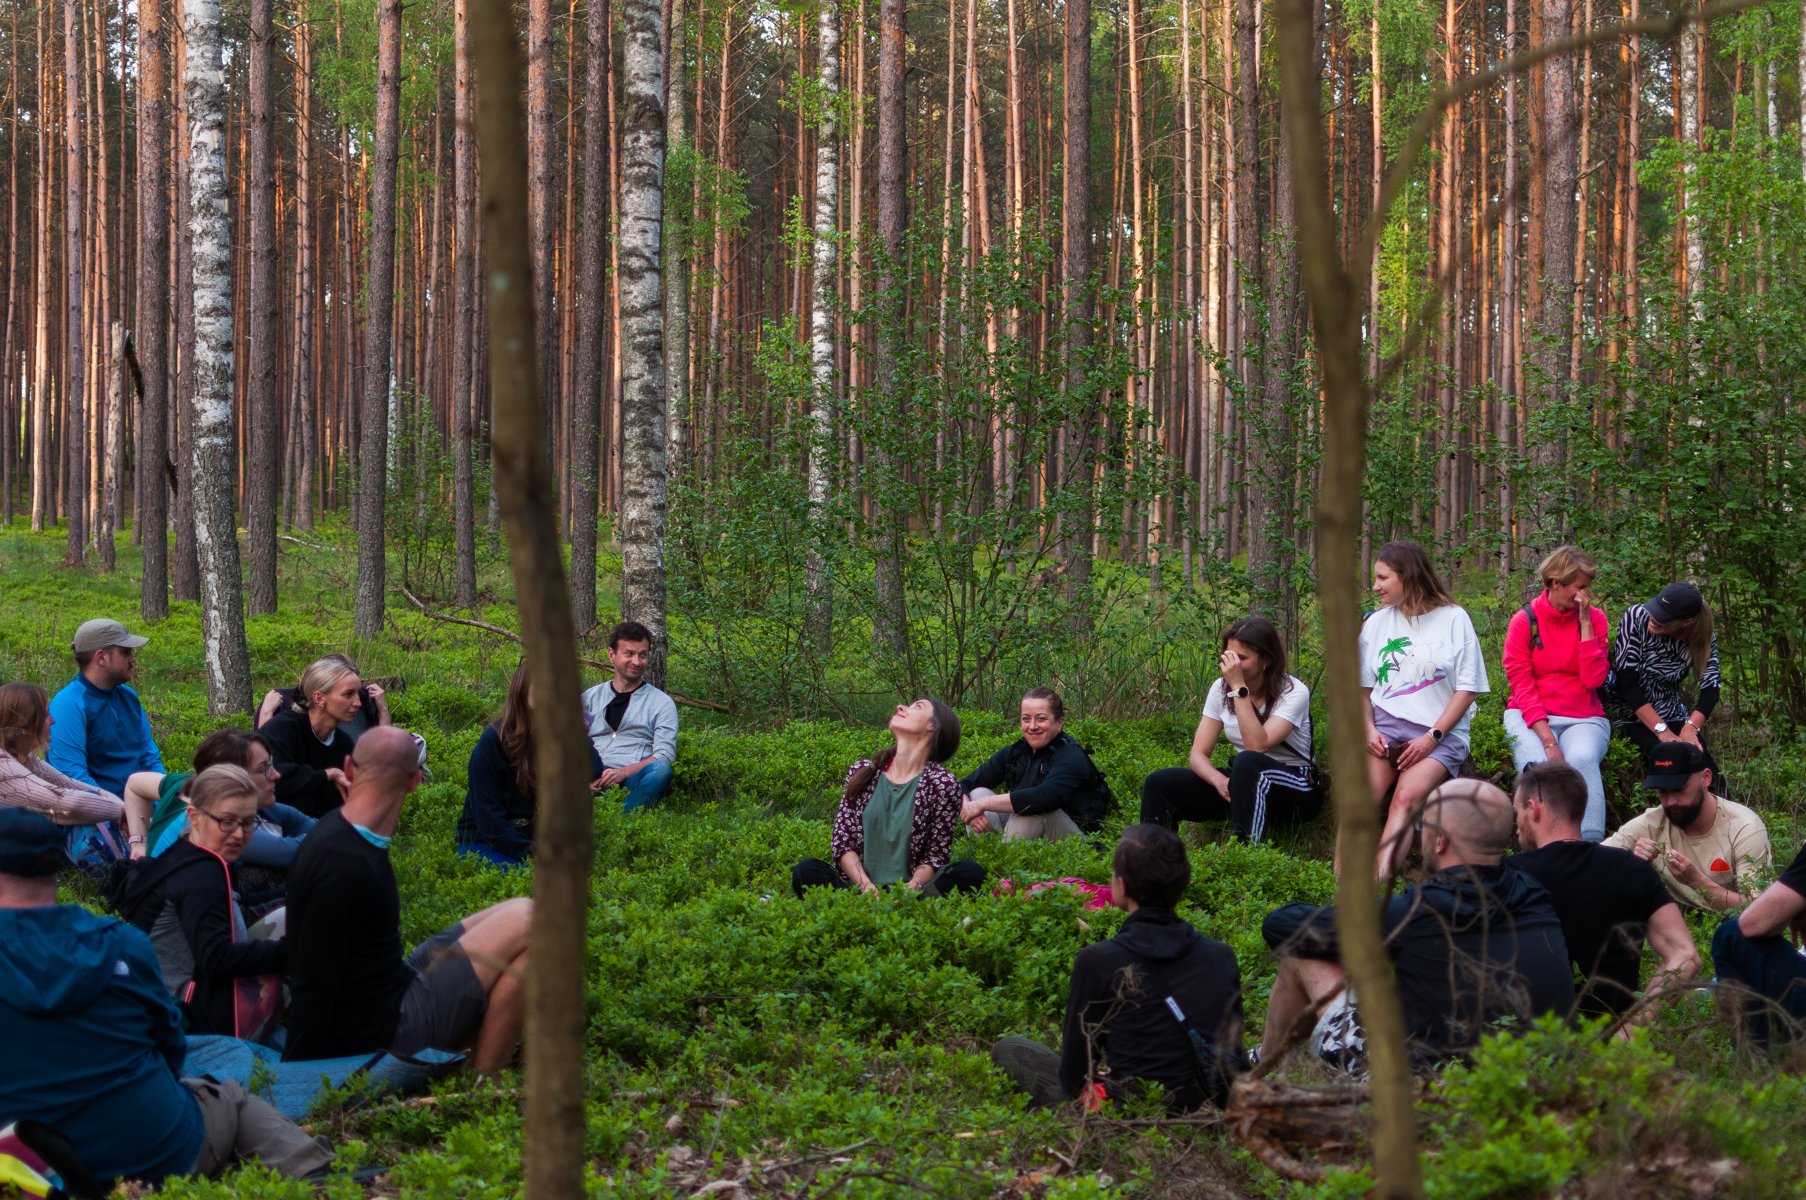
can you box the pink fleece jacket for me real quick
[1502,591,1610,726]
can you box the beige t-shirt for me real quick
[1604,797,1773,909]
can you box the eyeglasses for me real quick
[192,808,257,834]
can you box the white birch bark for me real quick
[101,320,124,570]
[804,0,840,650]
[183,0,252,715]
[620,0,670,682]
[1679,21,1704,323]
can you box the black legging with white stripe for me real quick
[1139,752,1324,844]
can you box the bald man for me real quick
[283,728,532,1075]
[1258,779,1573,1072]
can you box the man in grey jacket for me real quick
[582,622,678,812]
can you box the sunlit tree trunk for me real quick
[354,0,402,638]
[872,0,910,664]
[804,0,840,651]
[246,0,279,611]
[138,0,170,617]
[63,0,86,563]
[620,0,670,682]
[183,0,253,715]
[569,0,610,630]
[664,0,692,480]
[292,16,317,532]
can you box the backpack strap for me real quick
[1522,602,1543,652]
[1161,995,1240,1108]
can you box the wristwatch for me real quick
[1232,686,1249,699]
[1652,721,1669,734]
[1429,727,1445,743]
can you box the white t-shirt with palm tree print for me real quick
[1359,603,1490,741]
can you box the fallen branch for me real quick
[399,585,733,714]
[278,533,337,554]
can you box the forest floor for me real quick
[5,525,1806,1199]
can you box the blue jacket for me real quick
[457,724,602,860]
[0,905,205,1184]
[47,674,166,798]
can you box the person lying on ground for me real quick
[959,687,1110,843]
[255,653,389,743]
[1259,779,1573,1073]
[792,698,984,898]
[0,682,129,842]
[1603,741,1769,912]
[1710,835,1806,1050]
[0,808,333,1187]
[581,621,678,812]
[1508,761,1699,1023]
[458,660,602,867]
[1605,581,1725,789]
[991,823,1243,1112]
[1501,545,1614,842]
[1359,541,1489,878]
[1140,616,1324,845]
[46,619,164,864]
[259,657,363,818]
[124,727,314,892]
[114,766,287,1042]
[284,727,532,1076]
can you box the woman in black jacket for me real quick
[117,765,286,1041]
[457,661,602,866]
[958,689,1109,842]
[259,657,361,817]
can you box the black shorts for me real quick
[390,922,488,1057]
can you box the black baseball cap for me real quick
[1645,583,1704,626]
[0,810,73,877]
[1642,741,1710,790]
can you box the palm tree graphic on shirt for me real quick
[1375,635,1447,699]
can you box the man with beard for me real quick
[581,622,677,812]
[1605,742,1769,911]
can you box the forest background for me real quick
[6,0,1806,1192]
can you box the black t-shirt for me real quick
[1508,840,1676,1019]
[282,811,412,1060]
[601,684,632,735]
[1777,842,1806,898]
[1264,864,1574,1064]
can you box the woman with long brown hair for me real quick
[792,698,984,897]
[1360,540,1489,876]
[457,661,603,866]
[1605,581,1724,783]
[0,682,130,846]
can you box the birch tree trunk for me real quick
[138,0,170,619]
[64,0,87,564]
[465,12,595,1200]
[1680,16,1705,320]
[664,0,692,479]
[101,321,123,569]
[871,0,911,665]
[183,0,253,715]
[569,0,611,631]
[1271,1,1422,1192]
[620,0,671,683]
[453,0,479,606]
[804,0,840,651]
[246,0,279,612]
[354,0,403,638]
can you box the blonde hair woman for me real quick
[257,658,362,817]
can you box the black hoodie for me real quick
[1263,864,1574,1065]
[960,731,1112,831]
[115,838,286,1037]
[1058,907,1243,1111]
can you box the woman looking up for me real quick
[1605,581,1723,781]
[259,658,361,818]
[1501,546,1612,841]
[792,699,984,897]
[959,688,1109,842]
[1360,541,1489,877]
[1140,617,1322,844]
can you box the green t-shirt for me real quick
[860,771,920,886]
[146,772,193,855]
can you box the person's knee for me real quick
[940,860,985,894]
[1712,915,1752,973]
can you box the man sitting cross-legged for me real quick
[990,824,1244,1113]
[283,727,532,1075]
[1259,779,1574,1072]
[1711,838,1806,1050]
[1508,761,1700,1024]
[1604,742,1770,912]
[0,809,333,1187]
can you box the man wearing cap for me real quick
[1605,742,1770,911]
[283,727,532,1076]
[47,618,167,801]
[0,808,334,1186]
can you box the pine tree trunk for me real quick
[1530,0,1577,541]
[569,0,611,631]
[245,0,279,611]
[138,0,170,618]
[354,0,403,638]
[804,0,840,651]
[292,16,317,531]
[1060,0,1095,632]
[101,320,123,568]
[529,0,558,457]
[871,0,910,664]
[464,10,595,1200]
[183,0,253,715]
[63,0,87,563]
[452,0,479,605]
[620,0,670,682]
[664,0,692,480]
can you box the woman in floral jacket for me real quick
[792,698,984,898]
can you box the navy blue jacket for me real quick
[457,724,602,860]
[46,674,166,797]
[0,905,204,1184]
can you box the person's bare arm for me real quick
[122,771,162,858]
[1736,880,1806,939]
[255,690,284,728]
[1642,903,1702,998]
[839,851,878,894]
[1186,714,1227,797]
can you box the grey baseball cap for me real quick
[72,618,150,654]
